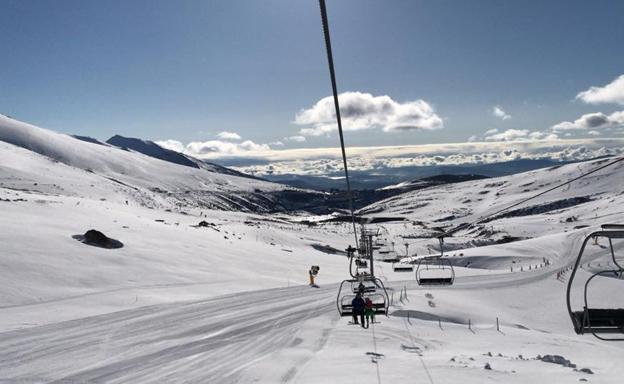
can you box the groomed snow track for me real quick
[0,267,570,384]
[0,285,338,383]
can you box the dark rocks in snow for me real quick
[85,229,108,245]
[73,229,123,249]
[537,354,576,368]
[484,363,492,370]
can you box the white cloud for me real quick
[552,110,624,131]
[492,106,512,120]
[480,129,558,142]
[485,129,529,141]
[576,75,624,105]
[294,91,443,136]
[216,131,242,140]
[286,135,306,143]
[527,131,559,141]
[587,130,601,136]
[154,139,186,153]
[156,139,270,157]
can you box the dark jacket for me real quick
[352,296,366,314]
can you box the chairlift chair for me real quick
[355,258,368,268]
[415,256,455,286]
[393,261,414,272]
[566,224,624,341]
[337,277,389,317]
[351,279,377,294]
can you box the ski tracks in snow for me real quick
[0,285,339,383]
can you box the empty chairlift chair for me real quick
[566,224,624,341]
[415,256,455,286]
[393,261,414,272]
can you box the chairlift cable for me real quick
[318,0,359,247]
[440,155,624,239]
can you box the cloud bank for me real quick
[475,129,558,142]
[157,139,270,157]
[294,91,443,136]
[226,140,624,176]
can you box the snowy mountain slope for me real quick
[106,134,201,168]
[1,115,624,382]
[105,134,260,180]
[379,174,489,191]
[1,179,623,382]
[0,187,353,325]
[0,115,320,212]
[1,188,622,383]
[361,157,624,242]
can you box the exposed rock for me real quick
[73,229,123,249]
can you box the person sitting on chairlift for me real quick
[351,293,366,327]
[364,297,375,328]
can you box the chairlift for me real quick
[318,1,389,320]
[393,244,415,272]
[351,279,377,294]
[355,258,368,268]
[414,236,455,286]
[415,256,455,286]
[566,224,624,340]
[393,261,414,272]
[337,277,389,317]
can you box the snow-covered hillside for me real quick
[1,115,623,383]
[362,157,624,244]
[0,114,318,212]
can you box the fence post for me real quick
[469,319,471,331]
[439,318,442,329]
[496,317,499,331]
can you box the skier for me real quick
[364,297,375,328]
[351,293,366,327]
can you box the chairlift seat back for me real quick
[572,308,624,334]
[393,264,414,272]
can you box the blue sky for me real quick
[2,0,624,167]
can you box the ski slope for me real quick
[1,116,624,383]
[0,114,315,212]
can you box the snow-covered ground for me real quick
[1,116,623,383]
